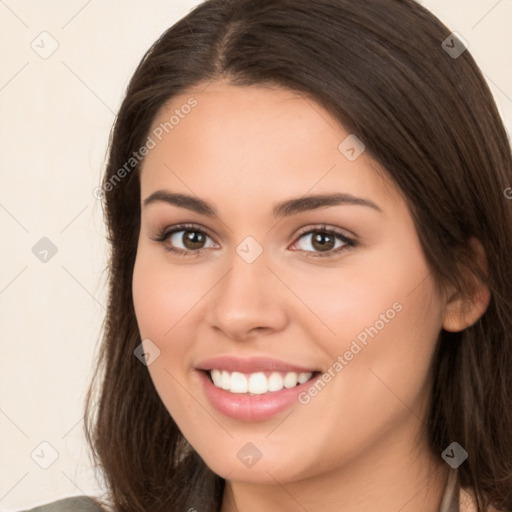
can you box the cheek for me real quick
[132,248,206,428]
[132,245,208,342]
[285,238,445,416]
[280,238,444,363]
[286,245,445,445]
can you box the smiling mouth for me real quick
[203,369,321,395]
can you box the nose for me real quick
[205,251,289,342]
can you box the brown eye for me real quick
[152,224,218,256]
[166,229,214,252]
[179,230,208,250]
[291,227,356,258]
[310,231,336,252]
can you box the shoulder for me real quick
[18,496,106,512]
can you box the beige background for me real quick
[1,0,511,509]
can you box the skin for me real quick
[132,80,490,512]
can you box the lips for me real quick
[195,355,322,421]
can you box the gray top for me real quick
[19,496,105,512]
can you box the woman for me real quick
[23,0,512,510]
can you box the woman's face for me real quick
[132,81,448,484]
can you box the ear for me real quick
[442,238,491,332]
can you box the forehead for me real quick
[139,81,400,214]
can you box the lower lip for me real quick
[197,370,319,422]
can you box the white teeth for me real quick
[221,370,231,390]
[211,369,222,387]
[283,372,298,388]
[268,372,284,392]
[297,372,311,384]
[208,369,313,394]
[230,372,248,393]
[248,372,268,394]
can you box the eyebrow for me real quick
[143,190,382,217]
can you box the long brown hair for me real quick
[84,1,512,510]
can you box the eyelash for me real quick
[151,223,357,259]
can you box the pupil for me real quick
[184,231,205,249]
[312,231,333,252]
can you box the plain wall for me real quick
[1,0,511,509]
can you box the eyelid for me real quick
[293,223,356,241]
[152,222,213,238]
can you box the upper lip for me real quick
[195,356,319,374]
